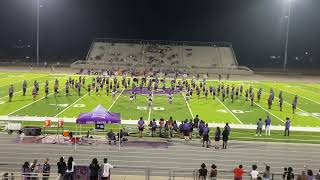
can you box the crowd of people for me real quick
[135,115,231,149]
[21,157,113,180]
[197,163,320,180]
[17,157,320,180]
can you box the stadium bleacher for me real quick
[71,39,253,75]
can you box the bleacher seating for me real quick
[72,39,253,75]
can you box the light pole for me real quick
[36,0,40,66]
[283,0,292,71]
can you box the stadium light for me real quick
[36,0,40,66]
[283,0,293,71]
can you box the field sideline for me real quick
[0,72,320,142]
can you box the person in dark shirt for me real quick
[89,158,100,180]
[193,115,199,129]
[107,130,116,145]
[202,123,210,148]
[8,85,14,102]
[57,157,66,180]
[222,127,229,149]
[42,158,50,180]
[22,80,27,96]
[198,163,208,180]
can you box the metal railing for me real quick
[1,165,315,180]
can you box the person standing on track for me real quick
[138,117,145,138]
[265,116,271,136]
[284,117,291,136]
[202,123,210,148]
[255,118,263,136]
[222,126,229,149]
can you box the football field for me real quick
[0,72,320,127]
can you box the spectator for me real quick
[101,158,113,180]
[159,118,165,137]
[222,126,229,149]
[265,116,271,136]
[199,120,205,138]
[198,163,207,180]
[284,117,291,136]
[224,123,231,134]
[151,118,157,137]
[179,121,184,138]
[194,115,200,128]
[233,165,244,180]
[202,123,210,148]
[250,164,259,180]
[189,119,194,140]
[316,169,320,180]
[22,161,30,180]
[137,117,145,138]
[287,167,294,180]
[89,158,100,180]
[262,166,271,180]
[66,157,75,180]
[42,158,50,180]
[107,130,116,145]
[57,157,66,180]
[307,170,313,180]
[183,119,190,141]
[296,171,308,180]
[167,116,174,138]
[255,118,263,136]
[214,127,221,149]
[208,164,217,180]
[283,168,288,180]
[30,159,40,180]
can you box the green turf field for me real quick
[0,71,319,128]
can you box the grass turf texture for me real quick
[0,72,319,127]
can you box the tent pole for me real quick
[118,123,121,151]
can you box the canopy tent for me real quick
[74,104,122,150]
[76,105,121,124]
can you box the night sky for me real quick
[0,0,319,68]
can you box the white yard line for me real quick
[275,86,320,105]
[54,93,89,117]
[0,79,53,100]
[108,88,125,111]
[274,96,320,120]
[216,96,243,124]
[7,87,66,116]
[253,101,285,123]
[181,92,194,119]
[0,75,48,88]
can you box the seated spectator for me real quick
[107,130,116,145]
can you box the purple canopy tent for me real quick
[76,105,121,124]
[75,105,122,150]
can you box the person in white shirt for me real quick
[66,156,75,180]
[250,164,259,180]
[101,158,113,180]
